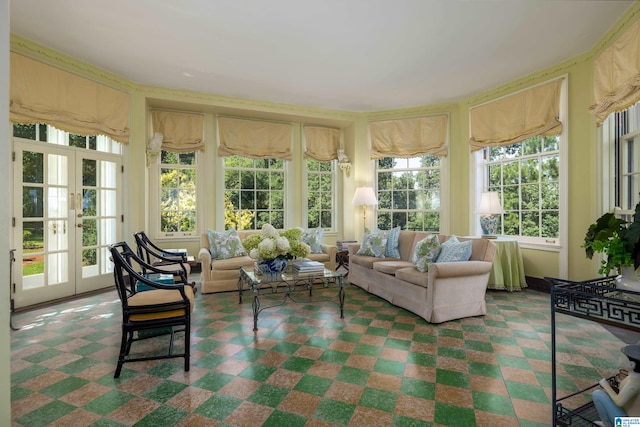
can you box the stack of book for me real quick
[291,260,324,274]
[337,240,357,251]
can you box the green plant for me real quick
[583,199,640,276]
[243,224,310,261]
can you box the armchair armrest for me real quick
[198,247,212,280]
[321,244,337,271]
[348,244,361,256]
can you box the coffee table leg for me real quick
[338,277,345,319]
[252,290,260,331]
[238,275,244,304]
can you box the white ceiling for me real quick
[9,0,634,112]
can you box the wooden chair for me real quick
[133,230,196,293]
[109,241,194,378]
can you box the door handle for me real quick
[77,223,83,228]
[70,192,75,210]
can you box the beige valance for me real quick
[590,18,640,125]
[151,110,205,152]
[10,52,130,144]
[469,79,562,151]
[369,114,448,159]
[303,126,341,161]
[218,117,292,160]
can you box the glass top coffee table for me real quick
[238,266,345,331]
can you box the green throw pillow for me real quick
[208,229,247,260]
[301,228,324,254]
[356,228,388,258]
[435,236,472,263]
[411,234,441,272]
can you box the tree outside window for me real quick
[376,156,441,231]
[484,135,559,239]
[306,158,334,229]
[160,151,196,233]
[224,156,285,230]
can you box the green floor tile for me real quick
[247,384,290,407]
[192,372,234,392]
[413,332,437,344]
[472,390,515,416]
[263,409,307,427]
[73,342,107,356]
[385,337,411,350]
[468,361,502,379]
[194,394,243,421]
[12,365,49,384]
[193,339,224,352]
[495,354,531,369]
[392,322,415,332]
[336,331,362,342]
[312,398,356,427]
[281,356,315,373]
[400,377,435,399]
[407,351,436,367]
[134,405,188,427]
[365,326,389,337]
[521,347,550,361]
[272,341,302,355]
[58,357,100,374]
[350,316,372,326]
[436,369,470,388]
[306,336,333,348]
[504,381,549,403]
[561,364,603,382]
[374,358,405,376]
[294,374,333,395]
[41,376,89,398]
[437,346,466,360]
[489,335,518,345]
[84,390,135,416]
[465,340,493,352]
[239,363,277,381]
[16,400,77,427]
[392,414,433,427]
[142,380,188,403]
[439,329,464,339]
[194,353,227,369]
[336,366,370,385]
[148,361,185,378]
[353,343,382,357]
[24,348,64,364]
[434,401,476,427]
[233,347,267,362]
[359,387,397,412]
[319,349,350,364]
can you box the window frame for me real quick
[303,158,337,232]
[374,155,447,232]
[472,76,568,251]
[149,149,202,240]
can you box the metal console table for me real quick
[238,266,345,331]
[547,276,640,426]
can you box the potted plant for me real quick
[242,224,310,275]
[583,199,640,289]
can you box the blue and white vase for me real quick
[257,257,288,276]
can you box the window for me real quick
[224,156,286,230]
[480,135,560,240]
[12,123,121,154]
[306,158,335,229]
[603,102,640,218]
[376,156,441,231]
[159,151,197,235]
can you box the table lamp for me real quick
[352,187,378,228]
[476,191,504,238]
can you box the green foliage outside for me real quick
[160,151,197,233]
[487,135,559,239]
[376,156,441,231]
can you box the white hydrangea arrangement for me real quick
[243,224,310,261]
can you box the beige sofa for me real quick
[198,230,337,294]
[348,231,496,323]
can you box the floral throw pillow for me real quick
[356,228,388,258]
[301,228,324,254]
[435,236,472,263]
[208,229,247,260]
[411,234,441,272]
[385,226,401,258]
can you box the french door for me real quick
[13,141,122,308]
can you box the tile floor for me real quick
[10,282,632,427]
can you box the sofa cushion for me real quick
[373,260,414,275]
[211,255,255,270]
[395,266,428,288]
[350,254,385,269]
[301,228,324,254]
[411,234,441,272]
[436,236,472,263]
[208,229,248,260]
[357,228,388,258]
[384,226,401,258]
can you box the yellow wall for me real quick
[8,1,640,282]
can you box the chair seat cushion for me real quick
[128,286,195,321]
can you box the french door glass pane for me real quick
[23,221,44,277]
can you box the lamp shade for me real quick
[352,187,378,206]
[475,192,504,214]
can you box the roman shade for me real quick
[469,79,563,151]
[10,52,130,144]
[218,117,292,160]
[590,18,640,125]
[303,126,341,161]
[151,110,205,152]
[369,114,449,159]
